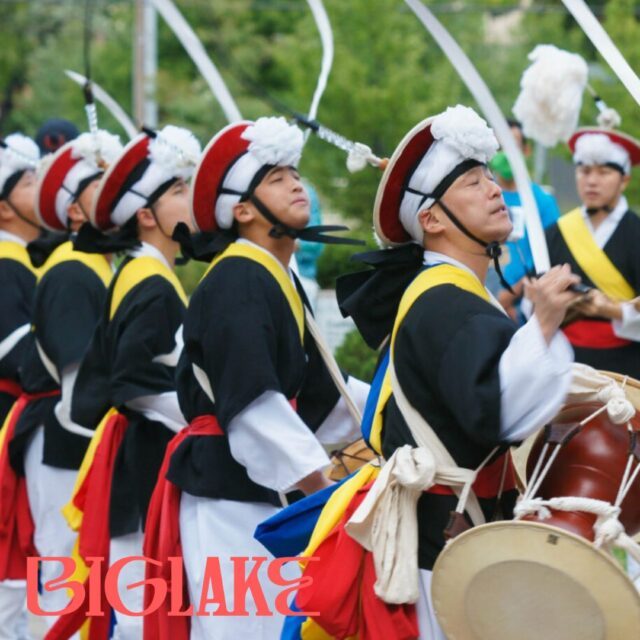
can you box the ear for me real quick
[136,207,156,230]
[0,200,12,222]
[417,206,446,237]
[66,202,86,226]
[232,200,255,225]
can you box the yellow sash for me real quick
[36,241,112,286]
[0,240,38,275]
[110,255,188,319]
[368,264,491,454]
[203,242,305,343]
[558,208,635,302]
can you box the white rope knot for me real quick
[596,384,635,424]
[594,508,624,548]
[514,497,552,521]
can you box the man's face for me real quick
[575,164,628,211]
[152,178,193,233]
[7,170,38,224]
[437,165,512,244]
[251,166,310,230]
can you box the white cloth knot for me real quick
[605,389,636,424]
[347,142,375,173]
[391,445,436,491]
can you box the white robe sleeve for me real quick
[54,364,95,438]
[612,303,640,342]
[227,390,330,493]
[125,391,187,433]
[498,315,574,442]
[314,377,370,445]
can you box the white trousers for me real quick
[417,569,447,640]
[23,426,79,636]
[0,579,29,640]
[180,493,300,640]
[109,529,145,640]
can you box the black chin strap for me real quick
[437,199,514,294]
[5,199,42,231]
[248,194,363,245]
[585,204,613,216]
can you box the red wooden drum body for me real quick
[525,402,640,541]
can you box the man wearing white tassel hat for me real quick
[0,133,40,640]
[45,125,201,640]
[143,116,368,640]
[0,130,123,628]
[545,123,640,379]
[311,104,584,639]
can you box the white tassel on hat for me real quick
[513,45,588,147]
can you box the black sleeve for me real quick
[191,265,284,430]
[33,262,107,373]
[0,259,36,379]
[395,286,515,447]
[109,276,186,407]
[295,315,342,431]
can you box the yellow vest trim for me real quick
[109,256,188,320]
[369,264,491,454]
[558,208,635,302]
[0,240,37,275]
[203,242,305,343]
[37,241,112,287]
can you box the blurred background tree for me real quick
[2,0,639,292]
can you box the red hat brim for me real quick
[35,142,80,231]
[569,128,640,167]
[190,121,253,233]
[373,118,435,246]
[90,133,149,230]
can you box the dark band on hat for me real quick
[404,159,483,211]
[576,160,625,175]
[74,171,103,202]
[139,177,179,210]
[1,170,26,201]
[111,158,151,212]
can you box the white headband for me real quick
[573,133,630,175]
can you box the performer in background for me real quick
[63,125,200,640]
[0,133,40,640]
[7,130,122,626]
[145,116,368,640]
[546,124,640,378]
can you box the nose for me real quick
[485,174,502,198]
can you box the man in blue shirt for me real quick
[491,120,561,321]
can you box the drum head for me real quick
[431,521,640,640]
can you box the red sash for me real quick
[143,415,222,640]
[46,412,129,640]
[0,379,22,399]
[0,390,60,580]
[426,450,516,497]
[563,319,632,349]
[297,482,419,640]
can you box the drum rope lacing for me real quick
[515,376,640,576]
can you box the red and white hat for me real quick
[190,116,304,233]
[90,125,201,231]
[374,105,499,247]
[569,128,640,175]
[35,130,122,231]
[0,133,39,200]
